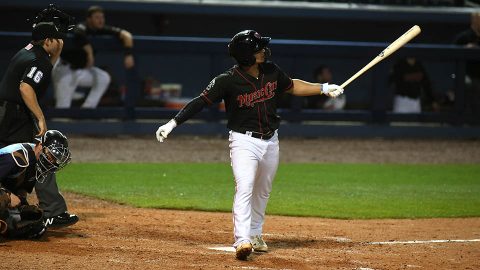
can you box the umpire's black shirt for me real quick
[0,43,52,146]
[0,43,52,104]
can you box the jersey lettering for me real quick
[206,79,215,91]
[33,71,43,83]
[27,67,37,78]
[237,81,277,108]
[26,67,43,83]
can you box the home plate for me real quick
[208,246,236,252]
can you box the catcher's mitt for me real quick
[6,205,46,239]
[0,188,10,235]
[0,188,10,215]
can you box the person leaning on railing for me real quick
[52,5,135,109]
[454,12,480,116]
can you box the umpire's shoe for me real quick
[45,212,79,228]
[235,242,253,260]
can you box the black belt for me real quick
[0,100,28,113]
[243,130,275,140]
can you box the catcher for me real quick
[0,130,71,240]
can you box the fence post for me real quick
[454,60,466,125]
[125,66,140,120]
[371,61,389,124]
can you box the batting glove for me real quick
[321,83,344,98]
[156,119,177,142]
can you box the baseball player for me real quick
[0,6,78,228]
[0,130,71,239]
[53,5,135,108]
[156,30,344,260]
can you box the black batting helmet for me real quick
[228,30,271,66]
[36,130,71,183]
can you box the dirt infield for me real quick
[1,136,479,270]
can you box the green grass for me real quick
[57,163,480,219]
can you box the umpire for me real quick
[0,7,78,228]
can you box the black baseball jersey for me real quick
[0,44,52,105]
[389,58,433,102]
[454,28,480,79]
[73,22,123,48]
[61,22,124,69]
[0,143,37,195]
[199,62,293,134]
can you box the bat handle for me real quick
[340,65,369,89]
[340,80,352,89]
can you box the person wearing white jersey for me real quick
[155,30,344,260]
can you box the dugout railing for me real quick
[0,32,479,137]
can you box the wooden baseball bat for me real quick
[340,25,421,89]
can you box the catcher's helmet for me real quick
[228,30,271,66]
[36,130,71,183]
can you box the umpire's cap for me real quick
[228,30,271,66]
[32,22,66,41]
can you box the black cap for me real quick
[32,22,66,41]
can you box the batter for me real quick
[156,30,344,260]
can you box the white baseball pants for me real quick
[393,95,421,113]
[229,130,279,247]
[52,60,111,108]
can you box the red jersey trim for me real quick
[200,93,213,105]
[234,68,257,91]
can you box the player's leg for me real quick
[229,132,264,249]
[52,63,77,108]
[35,173,78,228]
[80,67,111,108]
[250,134,279,251]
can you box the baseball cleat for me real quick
[235,242,253,260]
[44,212,79,228]
[251,235,268,252]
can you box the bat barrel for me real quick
[340,25,421,90]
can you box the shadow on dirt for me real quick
[269,237,356,250]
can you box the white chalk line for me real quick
[369,239,480,245]
[208,238,480,252]
[208,246,235,252]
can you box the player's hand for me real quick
[36,118,47,137]
[321,83,344,98]
[124,54,135,69]
[156,119,177,142]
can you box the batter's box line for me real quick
[368,239,480,245]
[264,233,353,242]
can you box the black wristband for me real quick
[124,47,133,56]
[19,196,29,206]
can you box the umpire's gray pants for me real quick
[35,173,67,218]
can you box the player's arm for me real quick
[105,25,135,69]
[156,78,225,142]
[119,30,134,69]
[83,44,95,68]
[19,82,46,136]
[0,155,18,179]
[119,30,133,48]
[49,38,64,66]
[287,79,344,98]
[155,97,208,142]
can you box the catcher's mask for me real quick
[35,130,71,183]
[228,30,271,67]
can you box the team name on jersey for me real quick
[237,81,277,108]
